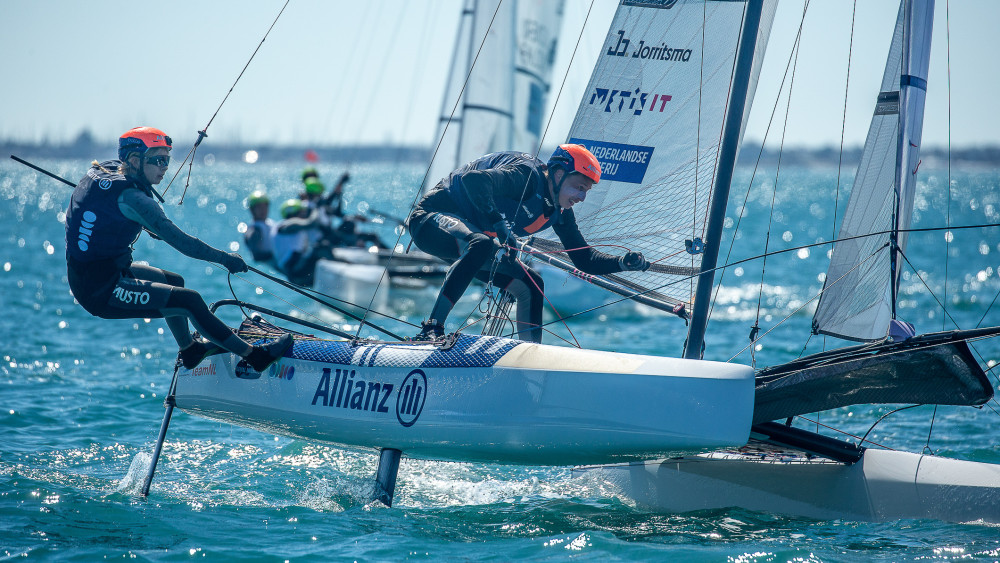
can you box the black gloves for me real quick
[491,219,517,248]
[618,251,650,272]
[221,252,249,274]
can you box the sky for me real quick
[1,0,998,150]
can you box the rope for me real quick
[161,0,291,203]
[707,1,811,329]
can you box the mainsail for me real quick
[812,0,934,342]
[535,0,777,315]
[424,0,565,193]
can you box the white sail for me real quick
[813,0,934,342]
[424,0,565,193]
[538,0,777,312]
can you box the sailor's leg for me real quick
[411,212,497,325]
[490,264,544,342]
[122,264,194,347]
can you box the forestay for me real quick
[424,0,564,193]
[813,0,934,342]
[535,0,777,314]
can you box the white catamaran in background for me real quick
[314,0,568,316]
[141,0,1000,522]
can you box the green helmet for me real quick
[247,190,269,207]
[280,198,305,219]
[304,178,325,196]
[301,167,319,183]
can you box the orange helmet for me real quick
[119,126,172,161]
[548,144,601,184]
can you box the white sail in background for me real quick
[813,0,934,342]
[424,0,564,193]
[539,0,777,311]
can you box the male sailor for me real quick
[406,144,650,342]
[302,172,386,250]
[64,127,292,371]
[272,198,330,287]
[243,189,275,264]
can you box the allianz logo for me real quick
[310,367,427,427]
[76,210,97,252]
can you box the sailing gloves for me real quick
[221,252,249,274]
[491,219,518,249]
[619,251,651,272]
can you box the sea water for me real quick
[2,157,999,561]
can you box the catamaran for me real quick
[141,0,1000,521]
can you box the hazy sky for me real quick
[2,0,997,150]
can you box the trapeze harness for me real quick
[64,160,240,344]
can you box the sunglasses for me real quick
[145,156,171,167]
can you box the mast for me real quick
[683,0,765,359]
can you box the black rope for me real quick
[859,404,923,449]
[534,222,1000,331]
[161,0,291,202]
[247,265,405,341]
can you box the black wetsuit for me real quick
[64,160,244,347]
[407,151,622,342]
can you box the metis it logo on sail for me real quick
[589,87,672,117]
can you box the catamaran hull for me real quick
[574,449,1000,523]
[174,334,754,466]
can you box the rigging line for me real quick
[707,1,810,326]
[345,5,409,168]
[246,265,406,340]
[752,18,805,363]
[514,257,580,347]
[832,0,858,249]
[162,0,291,201]
[324,2,382,155]
[534,221,1000,329]
[922,404,939,455]
[943,0,953,331]
[976,289,1000,330]
[859,404,923,450]
[795,415,893,450]
[534,0,597,156]
[726,244,887,362]
[896,249,1000,390]
[225,268,352,336]
[692,0,707,303]
[359,0,505,332]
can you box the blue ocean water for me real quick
[2,157,999,561]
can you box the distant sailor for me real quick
[272,198,330,286]
[406,144,651,342]
[64,127,292,371]
[244,189,275,264]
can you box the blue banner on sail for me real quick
[568,138,654,184]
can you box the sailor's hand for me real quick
[221,252,249,274]
[619,251,651,272]
[491,219,517,249]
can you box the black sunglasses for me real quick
[145,156,170,167]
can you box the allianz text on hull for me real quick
[173,333,754,465]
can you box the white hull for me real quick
[314,256,390,312]
[174,333,754,465]
[574,448,1000,523]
